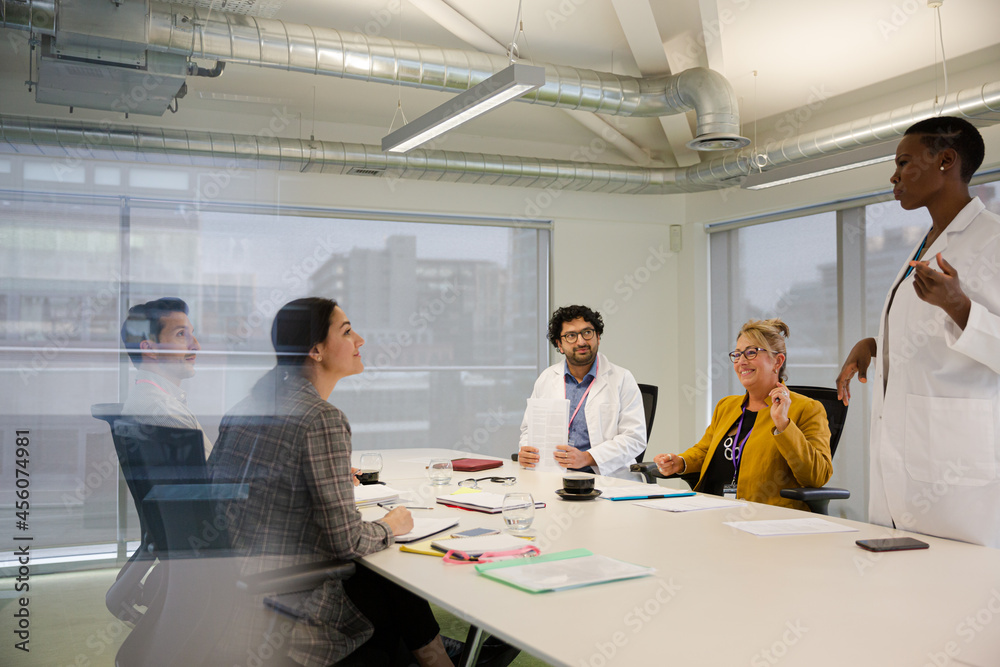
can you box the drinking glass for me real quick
[502,493,535,533]
[358,452,383,485]
[427,458,453,485]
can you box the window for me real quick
[710,212,839,404]
[0,160,549,570]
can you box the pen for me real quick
[378,503,435,510]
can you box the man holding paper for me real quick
[518,305,646,479]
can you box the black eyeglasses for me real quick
[457,476,517,489]
[729,347,773,362]
[561,329,596,344]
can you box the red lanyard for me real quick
[566,358,598,430]
[136,378,169,394]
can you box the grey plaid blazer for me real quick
[209,367,393,667]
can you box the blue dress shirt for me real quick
[565,361,597,473]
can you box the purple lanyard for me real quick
[731,403,755,481]
[566,357,598,431]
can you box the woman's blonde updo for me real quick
[738,318,790,382]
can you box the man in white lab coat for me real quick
[838,116,1000,548]
[517,305,646,479]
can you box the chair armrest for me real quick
[237,560,356,595]
[779,487,851,502]
[630,462,700,489]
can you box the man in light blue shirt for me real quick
[517,305,646,478]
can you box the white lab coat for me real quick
[870,197,1000,548]
[518,352,647,479]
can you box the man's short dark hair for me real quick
[546,305,604,349]
[904,116,985,183]
[121,297,190,367]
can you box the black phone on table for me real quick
[856,537,929,552]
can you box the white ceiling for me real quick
[0,0,998,168]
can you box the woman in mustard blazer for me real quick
[654,319,832,510]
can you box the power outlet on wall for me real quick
[669,225,682,253]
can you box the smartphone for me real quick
[856,537,929,552]
[450,527,500,539]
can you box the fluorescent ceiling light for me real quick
[742,142,898,190]
[382,63,546,153]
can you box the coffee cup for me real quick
[562,475,595,495]
[357,470,380,485]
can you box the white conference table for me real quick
[355,448,1000,667]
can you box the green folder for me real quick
[475,548,654,593]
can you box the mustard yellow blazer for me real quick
[680,387,832,511]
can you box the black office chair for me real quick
[777,386,850,515]
[91,405,355,667]
[630,385,850,514]
[633,383,657,464]
[510,383,658,467]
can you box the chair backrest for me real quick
[634,384,658,464]
[91,404,209,553]
[786,386,848,458]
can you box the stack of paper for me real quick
[475,548,654,593]
[436,489,545,514]
[354,484,402,507]
[430,534,531,556]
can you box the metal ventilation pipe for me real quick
[0,114,686,194]
[142,1,747,146]
[0,0,57,34]
[679,80,1000,189]
[2,81,997,195]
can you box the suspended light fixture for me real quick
[741,142,897,190]
[382,63,546,153]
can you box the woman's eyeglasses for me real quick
[458,476,517,489]
[729,347,772,362]
[560,328,596,344]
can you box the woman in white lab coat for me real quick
[837,116,1000,548]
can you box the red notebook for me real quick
[450,458,504,472]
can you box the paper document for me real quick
[394,517,460,543]
[353,485,403,507]
[524,397,569,472]
[599,486,696,501]
[724,518,859,536]
[637,496,745,512]
[476,548,654,593]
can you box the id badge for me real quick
[723,483,737,500]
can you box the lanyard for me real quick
[901,231,930,280]
[566,357,598,431]
[136,377,169,394]
[730,403,755,483]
